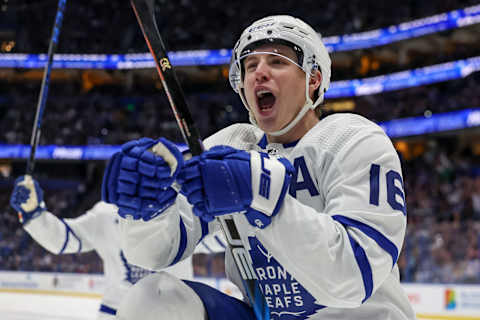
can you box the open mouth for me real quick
[256,90,276,112]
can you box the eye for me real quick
[244,61,257,72]
[271,57,286,65]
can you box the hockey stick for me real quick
[26,0,67,175]
[130,1,269,319]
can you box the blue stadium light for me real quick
[325,56,480,98]
[379,108,480,138]
[0,143,189,160]
[2,109,480,160]
[0,5,479,68]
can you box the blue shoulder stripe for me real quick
[59,219,82,254]
[170,216,188,266]
[332,215,399,267]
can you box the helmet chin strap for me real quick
[267,102,312,136]
[245,72,322,137]
[267,74,313,136]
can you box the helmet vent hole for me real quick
[247,35,252,40]
[281,23,295,29]
[267,30,272,35]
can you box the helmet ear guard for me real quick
[228,15,331,136]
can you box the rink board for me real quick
[1,271,479,319]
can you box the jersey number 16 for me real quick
[369,164,406,215]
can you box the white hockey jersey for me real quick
[23,201,195,319]
[119,113,416,320]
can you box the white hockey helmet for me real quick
[229,15,331,136]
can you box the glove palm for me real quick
[10,175,46,224]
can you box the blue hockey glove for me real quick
[102,137,184,221]
[10,175,46,224]
[178,146,294,229]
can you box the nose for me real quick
[254,59,270,82]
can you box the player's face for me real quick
[242,44,307,138]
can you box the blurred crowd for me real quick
[355,72,480,122]
[399,140,480,283]
[0,81,247,146]
[5,0,478,54]
[2,72,480,146]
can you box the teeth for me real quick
[256,90,271,98]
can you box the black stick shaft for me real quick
[131,0,203,156]
[130,1,269,319]
[26,0,67,175]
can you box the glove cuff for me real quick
[244,208,273,229]
[249,152,293,217]
[19,202,46,225]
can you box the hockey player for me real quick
[102,15,416,320]
[9,175,224,319]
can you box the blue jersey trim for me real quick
[59,219,82,254]
[282,139,299,148]
[170,216,187,266]
[58,220,69,254]
[198,219,209,243]
[346,233,373,303]
[120,250,133,283]
[257,135,268,149]
[332,215,399,267]
[271,168,292,217]
[200,241,214,253]
[214,235,226,249]
[199,234,226,253]
[257,134,299,150]
[119,250,153,284]
[99,304,117,315]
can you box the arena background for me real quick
[1,1,480,319]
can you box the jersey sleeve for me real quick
[23,201,115,254]
[118,194,217,271]
[256,124,407,308]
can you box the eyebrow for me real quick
[244,50,293,62]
